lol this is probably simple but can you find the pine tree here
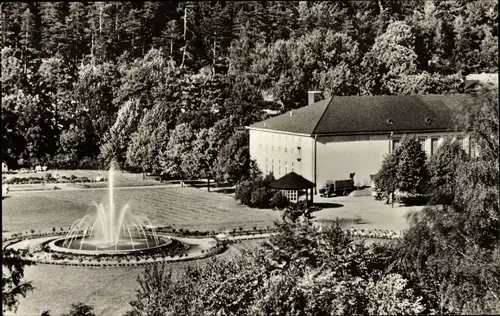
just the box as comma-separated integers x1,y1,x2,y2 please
40,2,68,58
66,2,89,65
19,3,41,72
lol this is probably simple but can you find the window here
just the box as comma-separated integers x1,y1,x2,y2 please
431,138,439,155
291,148,294,154
271,160,274,174
278,160,281,176
291,162,294,172
457,136,464,150
419,138,426,151
278,146,281,152
259,144,262,149
271,146,274,152
392,139,400,151
284,161,288,174
265,158,268,174
284,147,287,153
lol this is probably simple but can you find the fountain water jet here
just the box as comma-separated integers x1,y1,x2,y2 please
59,166,169,252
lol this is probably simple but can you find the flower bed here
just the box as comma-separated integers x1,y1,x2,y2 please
3,174,105,185
347,228,402,240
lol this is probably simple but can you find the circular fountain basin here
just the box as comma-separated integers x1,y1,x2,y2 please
49,235,173,255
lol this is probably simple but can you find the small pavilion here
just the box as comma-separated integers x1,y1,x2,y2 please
270,172,316,205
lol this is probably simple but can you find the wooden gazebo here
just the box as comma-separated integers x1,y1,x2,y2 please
270,172,316,205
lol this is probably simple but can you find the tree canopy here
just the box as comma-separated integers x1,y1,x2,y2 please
1,1,497,170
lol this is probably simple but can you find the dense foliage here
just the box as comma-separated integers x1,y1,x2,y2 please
235,172,275,208
125,86,499,315
2,248,34,314
426,137,469,206
375,135,429,205
391,86,500,314
2,1,497,176
127,221,425,316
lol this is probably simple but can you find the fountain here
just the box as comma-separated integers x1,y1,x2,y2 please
51,166,171,254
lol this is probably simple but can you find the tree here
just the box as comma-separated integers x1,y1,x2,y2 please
159,123,196,187
127,221,424,315
161,20,181,60
427,137,469,207
180,128,211,184
72,62,119,162
126,120,169,177
66,2,89,64
252,29,362,110
214,131,252,185
456,85,499,162
99,98,143,169
61,303,97,316
2,248,34,314
221,76,266,127
19,3,42,73
40,3,68,58
396,135,429,195
393,72,463,95
361,21,419,95
128,264,173,316
393,86,500,314
375,149,401,206
114,47,171,108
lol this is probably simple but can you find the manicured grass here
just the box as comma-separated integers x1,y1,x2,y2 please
2,186,281,233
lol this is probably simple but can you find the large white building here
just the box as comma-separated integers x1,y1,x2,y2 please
246,93,475,192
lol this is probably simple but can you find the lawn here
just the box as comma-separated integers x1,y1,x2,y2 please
2,186,281,233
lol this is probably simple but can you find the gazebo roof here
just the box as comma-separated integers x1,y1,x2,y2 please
270,172,316,190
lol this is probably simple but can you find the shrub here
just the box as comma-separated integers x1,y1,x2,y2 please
395,193,428,206
250,187,271,208
270,191,289,209
235,179,254,205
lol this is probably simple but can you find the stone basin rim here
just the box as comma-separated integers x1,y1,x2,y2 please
47,235,174,256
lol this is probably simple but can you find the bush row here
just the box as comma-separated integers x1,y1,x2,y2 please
235,173,289,209
3,174,104,185
156,225,278,237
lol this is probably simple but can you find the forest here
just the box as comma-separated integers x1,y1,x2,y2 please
1,1,498,181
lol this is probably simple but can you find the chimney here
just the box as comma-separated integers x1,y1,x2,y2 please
308,91,323,105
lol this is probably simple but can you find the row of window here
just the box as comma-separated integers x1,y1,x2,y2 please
257,133,302,143
265,158,295,177
259,144,297,154
392,136,468,156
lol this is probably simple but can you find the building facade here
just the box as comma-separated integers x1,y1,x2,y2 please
247,94,475,192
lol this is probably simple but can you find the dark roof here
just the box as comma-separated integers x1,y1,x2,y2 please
249,98,331,134
247,94,473,135
270,172,316,189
